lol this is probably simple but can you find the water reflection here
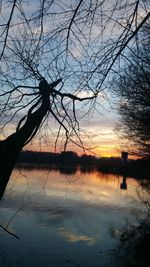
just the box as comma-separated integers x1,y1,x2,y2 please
120,175,127,190
0,168,149,267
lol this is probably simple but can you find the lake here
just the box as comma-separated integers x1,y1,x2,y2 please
0,167,149,267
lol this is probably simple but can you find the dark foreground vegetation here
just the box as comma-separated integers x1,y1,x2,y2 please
17,150,150,178
113,218,150,267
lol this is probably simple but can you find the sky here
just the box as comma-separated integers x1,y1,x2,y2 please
0,0,148,158
25,96,121,158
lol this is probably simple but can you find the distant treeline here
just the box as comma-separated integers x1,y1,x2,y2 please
17,150,150,178
18,150,99,165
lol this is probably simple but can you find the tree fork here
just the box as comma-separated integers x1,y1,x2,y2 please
0,79,61,201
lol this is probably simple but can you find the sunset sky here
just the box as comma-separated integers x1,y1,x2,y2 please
0,0,147,158
25,96,121,158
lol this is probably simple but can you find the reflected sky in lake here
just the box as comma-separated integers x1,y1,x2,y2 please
0,168,149,267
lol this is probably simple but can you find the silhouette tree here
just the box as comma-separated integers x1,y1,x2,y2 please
0,1,149,199
115,22,150,158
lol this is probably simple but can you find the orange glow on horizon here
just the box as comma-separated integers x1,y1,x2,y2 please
25,141,139,160
26,141,120,158
94,145,120,158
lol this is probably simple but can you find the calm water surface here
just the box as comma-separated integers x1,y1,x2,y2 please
0,167,149,267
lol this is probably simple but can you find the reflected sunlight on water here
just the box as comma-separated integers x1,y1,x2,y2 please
0,168,149,267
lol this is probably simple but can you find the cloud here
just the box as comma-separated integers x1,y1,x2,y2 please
59,228,96,245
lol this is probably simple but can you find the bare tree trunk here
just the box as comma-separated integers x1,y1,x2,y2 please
0,79,55,201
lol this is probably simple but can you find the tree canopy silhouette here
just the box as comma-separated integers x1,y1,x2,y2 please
114,22,150,158
0,0,150,199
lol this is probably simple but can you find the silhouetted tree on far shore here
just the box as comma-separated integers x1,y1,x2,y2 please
115,22,150,158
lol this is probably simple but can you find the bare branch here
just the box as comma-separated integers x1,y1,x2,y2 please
0,0,17,60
